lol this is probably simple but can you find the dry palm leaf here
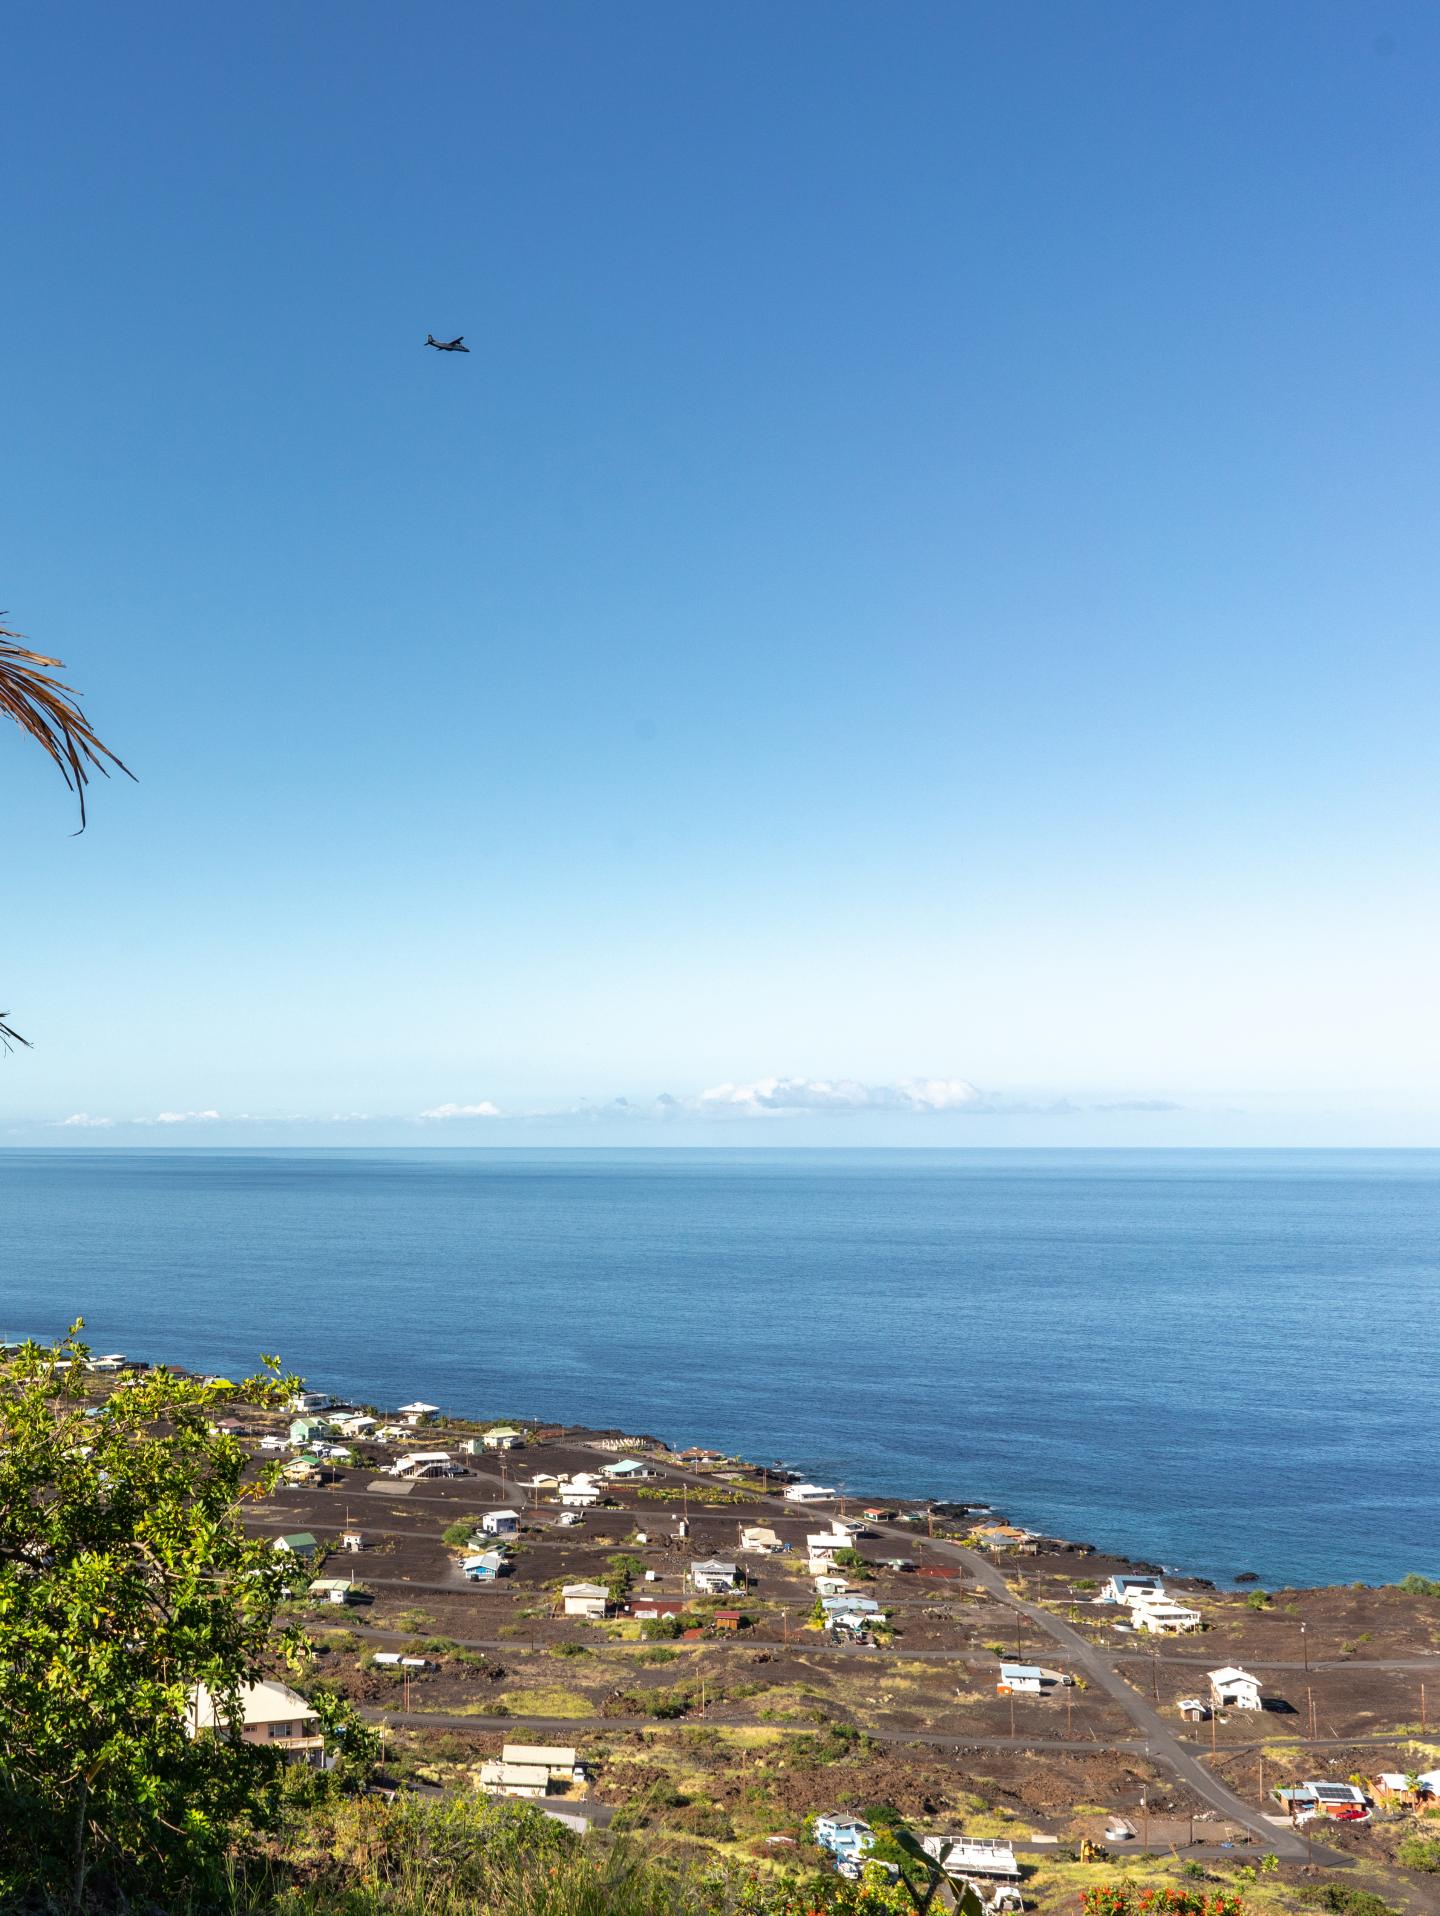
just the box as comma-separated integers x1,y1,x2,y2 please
0,622,133,830
2,619,133,1050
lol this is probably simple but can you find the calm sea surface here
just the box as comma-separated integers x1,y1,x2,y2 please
1,1147,1434,1589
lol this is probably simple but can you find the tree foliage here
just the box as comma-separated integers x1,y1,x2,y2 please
0,1325,358,1906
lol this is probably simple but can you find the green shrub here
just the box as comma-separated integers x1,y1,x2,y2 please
1298,1884,1401,1916
1397,1835,1440,1871
1399,1573,1440,1599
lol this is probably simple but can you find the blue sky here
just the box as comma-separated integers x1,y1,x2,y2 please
3,2,1438,1145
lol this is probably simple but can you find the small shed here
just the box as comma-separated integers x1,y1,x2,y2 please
273,1532,319,1562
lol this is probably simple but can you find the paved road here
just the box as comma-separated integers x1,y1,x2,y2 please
609,1448,1319,1863
1111,1649,1440,1673
359,1703,1142,1755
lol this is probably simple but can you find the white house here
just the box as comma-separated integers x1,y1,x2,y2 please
997,1663,1046,1694
1132,1598,1202,1634
1100,1575,1165,1605
482,1508,520,1536
690,1558,739,1593
397,1400,440,1426
603,1457,653,1480
272,1531,319,1562
562,1581,609,1619
187,1679,326,1765
814,1814,874,1859
740,1525,783,1554
309,1577,358,1606
558,1478,601,1508
1208,1665,1263,1710
483,1426,525,1449
784,1483,836,1503
814,1574,852,1597
807,1532,846,1562
388,1450,458,1479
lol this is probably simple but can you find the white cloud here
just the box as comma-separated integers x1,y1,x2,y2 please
153,1109,222,1125
59,1112,115,1128
419,1101,503,1120
696,1076,983,1116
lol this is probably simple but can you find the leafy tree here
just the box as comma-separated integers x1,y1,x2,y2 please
442,1516,484,1548
0,1326,353,1907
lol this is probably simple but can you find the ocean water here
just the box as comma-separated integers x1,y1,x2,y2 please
0,1147,1435,1589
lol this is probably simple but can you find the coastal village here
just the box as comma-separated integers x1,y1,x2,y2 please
49,1351,1440,1912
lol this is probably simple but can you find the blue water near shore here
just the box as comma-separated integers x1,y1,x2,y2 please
1,1147,1435,1589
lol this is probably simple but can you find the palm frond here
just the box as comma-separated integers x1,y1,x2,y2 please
0,1015,32,1053
0,622,134,830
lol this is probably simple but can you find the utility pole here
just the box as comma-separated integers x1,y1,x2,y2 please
1141,1793,1149,1852
1307,1686,1316,1740
1300,1621,1308,1671
1210,1699,1217,1755
1008,1690,1016,1739
1422,1683,1428,1732
1066,1691,1074,1740
1151,1647,1159,1700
